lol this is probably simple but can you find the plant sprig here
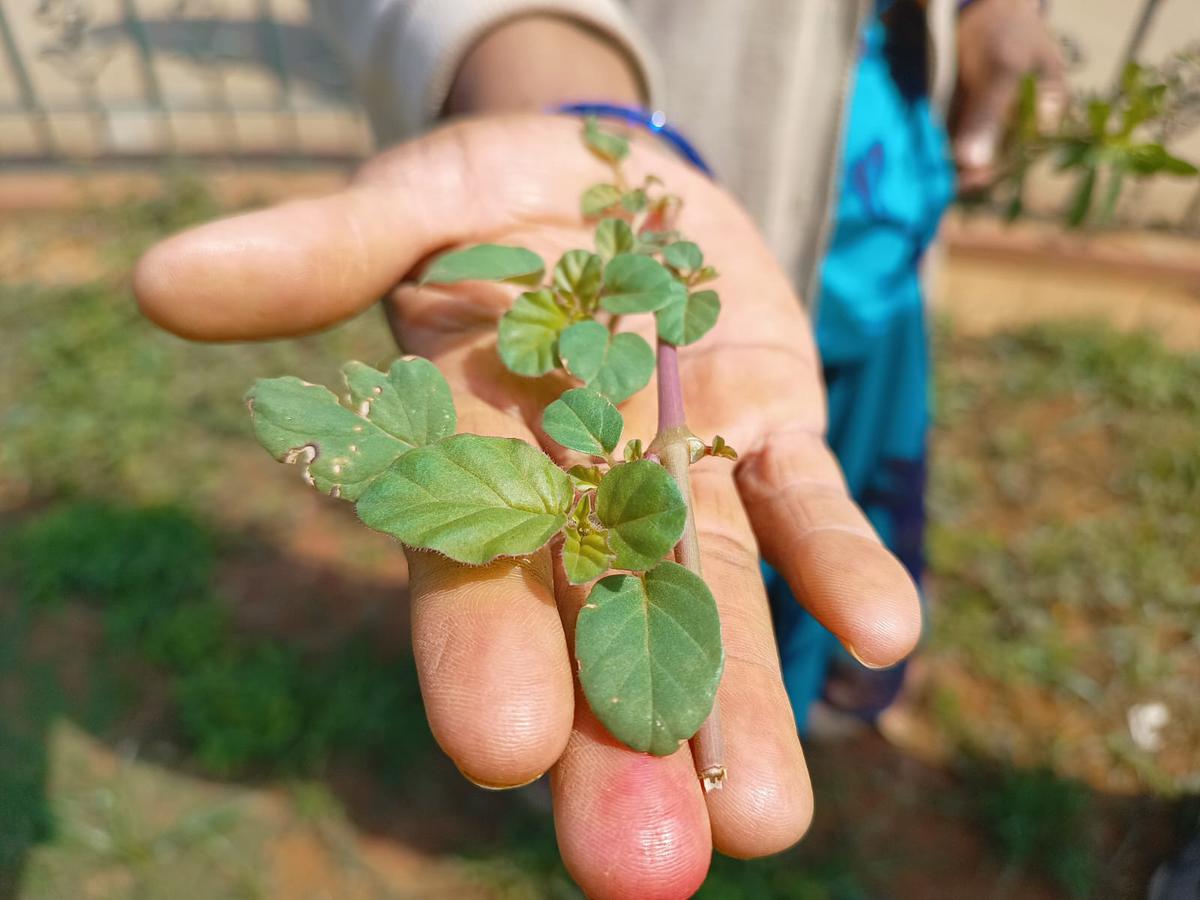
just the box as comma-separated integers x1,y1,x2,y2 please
245,119,733,785
997,61,1199,227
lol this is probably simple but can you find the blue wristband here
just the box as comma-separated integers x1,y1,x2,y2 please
553,102,714,177
960,0,1047,11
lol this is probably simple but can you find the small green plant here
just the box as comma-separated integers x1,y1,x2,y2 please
1001,61,1199,226
245,119,732,784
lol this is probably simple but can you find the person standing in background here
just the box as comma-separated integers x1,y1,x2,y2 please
768,0,1064,731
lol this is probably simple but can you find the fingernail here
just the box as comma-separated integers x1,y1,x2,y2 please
848,644,889,671
1037,91,1065,130
458,767,546,791
957,133,995,170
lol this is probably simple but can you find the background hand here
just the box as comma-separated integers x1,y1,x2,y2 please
135,114,921,899
953,0,1067,191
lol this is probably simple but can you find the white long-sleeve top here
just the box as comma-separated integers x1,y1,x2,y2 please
307,0,955,301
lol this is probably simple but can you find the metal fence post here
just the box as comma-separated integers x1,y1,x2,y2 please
1113,0,1166,90
255,0,300,155
0,4,57,157
121,0,175,154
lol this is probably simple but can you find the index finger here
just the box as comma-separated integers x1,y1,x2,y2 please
131,116,682,342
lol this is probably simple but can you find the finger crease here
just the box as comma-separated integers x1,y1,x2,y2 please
695,528,758,568
789,522,877,544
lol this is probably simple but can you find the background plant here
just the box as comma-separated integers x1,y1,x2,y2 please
996,60,1199,226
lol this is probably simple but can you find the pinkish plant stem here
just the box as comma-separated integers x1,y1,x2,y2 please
653,340,727,792
655,343,686,431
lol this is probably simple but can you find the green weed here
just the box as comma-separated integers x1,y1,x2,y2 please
966,763,1094,898
699,852,871,900
3,500,431,779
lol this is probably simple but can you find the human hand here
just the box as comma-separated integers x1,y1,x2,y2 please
134,114,921,899
953,0,1067,191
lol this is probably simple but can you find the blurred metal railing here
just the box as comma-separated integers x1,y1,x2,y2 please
1,0,1197,231
0,0,369,165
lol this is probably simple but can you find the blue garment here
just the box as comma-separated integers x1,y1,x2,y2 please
767,15,954,732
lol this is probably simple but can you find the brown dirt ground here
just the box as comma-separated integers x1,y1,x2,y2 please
936,212,1200,351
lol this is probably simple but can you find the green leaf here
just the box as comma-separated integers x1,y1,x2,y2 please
1005,190,1025,223
582,183,622,218
557,323,655,405
1086,99,1111,140
596,461,686,570
563,524,614,584
542,388,624,456
636,230,679,253
568,464,604,490
709,435,738,461
246,377,406,501
1015,74,1038,140
341,357,456,448
1125,143,1199,176
1055,138,1093,172
663,241,702,275
1158,153,1199,177
583,116,629,164
655,289,720,346
356,434,572,565
1099,167,1125,224
1119,61,1143,99
571,491,595,527
1067,165,1097,228
601,254,681,314
575,561,724,755
554,250,603,305
557,323,654,406
1124,143,1166,175
591,333,656,404
497,289,570,377
621,189,648,213
595,218,635,260
557,320,610,384
421,244,544,287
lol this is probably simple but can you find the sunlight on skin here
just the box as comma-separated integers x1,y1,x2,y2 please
134,114,921,900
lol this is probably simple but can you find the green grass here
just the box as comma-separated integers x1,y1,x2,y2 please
2,499,433,778
926,318,1200,885
699,852,870,900
0,175,393,508
929,321,1200,699
0,497,442,896
966,762,1095,897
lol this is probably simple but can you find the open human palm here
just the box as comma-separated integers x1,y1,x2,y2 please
135,114,920,899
